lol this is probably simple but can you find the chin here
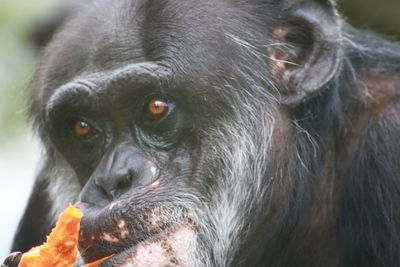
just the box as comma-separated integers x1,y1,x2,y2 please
76,200,198,266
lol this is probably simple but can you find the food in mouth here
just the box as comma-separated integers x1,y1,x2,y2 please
17,205,110,267
10,199,198,267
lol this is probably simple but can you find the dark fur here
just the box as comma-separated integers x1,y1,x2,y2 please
10,0,400,266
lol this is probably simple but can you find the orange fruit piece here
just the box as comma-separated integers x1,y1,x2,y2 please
82,255,114,267
18,205,111,267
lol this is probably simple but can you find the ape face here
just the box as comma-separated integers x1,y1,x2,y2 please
48,64,201,265
34,1,302,264
36,1,292,265
13,0,400,266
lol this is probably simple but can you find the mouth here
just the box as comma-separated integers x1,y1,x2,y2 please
75,199,197,266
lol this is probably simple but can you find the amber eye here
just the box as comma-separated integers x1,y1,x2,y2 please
73,120,92,137
148,98,168,119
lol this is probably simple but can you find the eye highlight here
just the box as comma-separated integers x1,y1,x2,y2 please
73,120,92,138
140,96,179,136
147,98,169,119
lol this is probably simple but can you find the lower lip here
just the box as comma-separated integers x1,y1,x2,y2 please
81,225,198,267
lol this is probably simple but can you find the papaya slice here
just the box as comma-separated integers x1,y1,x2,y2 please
18,205,111,267
82,255,114,267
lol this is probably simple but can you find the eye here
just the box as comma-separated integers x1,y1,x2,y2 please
140,97,180,136
146,98,170,120
73,120,96,139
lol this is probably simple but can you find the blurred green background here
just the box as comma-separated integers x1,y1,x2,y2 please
0,0,60,141
0,0,400,259
0,0,59,259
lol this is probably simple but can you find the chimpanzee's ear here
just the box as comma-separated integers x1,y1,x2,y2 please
269,0,342,106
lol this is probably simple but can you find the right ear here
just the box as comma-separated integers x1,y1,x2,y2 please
268,0,343,106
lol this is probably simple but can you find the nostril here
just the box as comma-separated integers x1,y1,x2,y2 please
116,175,133,191
94,181,113,200
93,172,135,200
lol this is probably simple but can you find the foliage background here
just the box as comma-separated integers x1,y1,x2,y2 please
0,0,399,259
0,0,59,258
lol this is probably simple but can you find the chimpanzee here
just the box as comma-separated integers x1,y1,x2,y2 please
5,0,400,266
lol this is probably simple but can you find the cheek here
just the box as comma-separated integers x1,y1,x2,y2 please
112,226,197,267
269,107,292,155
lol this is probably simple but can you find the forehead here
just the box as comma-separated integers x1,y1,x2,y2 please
43,0,231,77
76,0,228,66
36,0,277,103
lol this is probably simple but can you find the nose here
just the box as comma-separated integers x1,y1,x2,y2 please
80,144,159,203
